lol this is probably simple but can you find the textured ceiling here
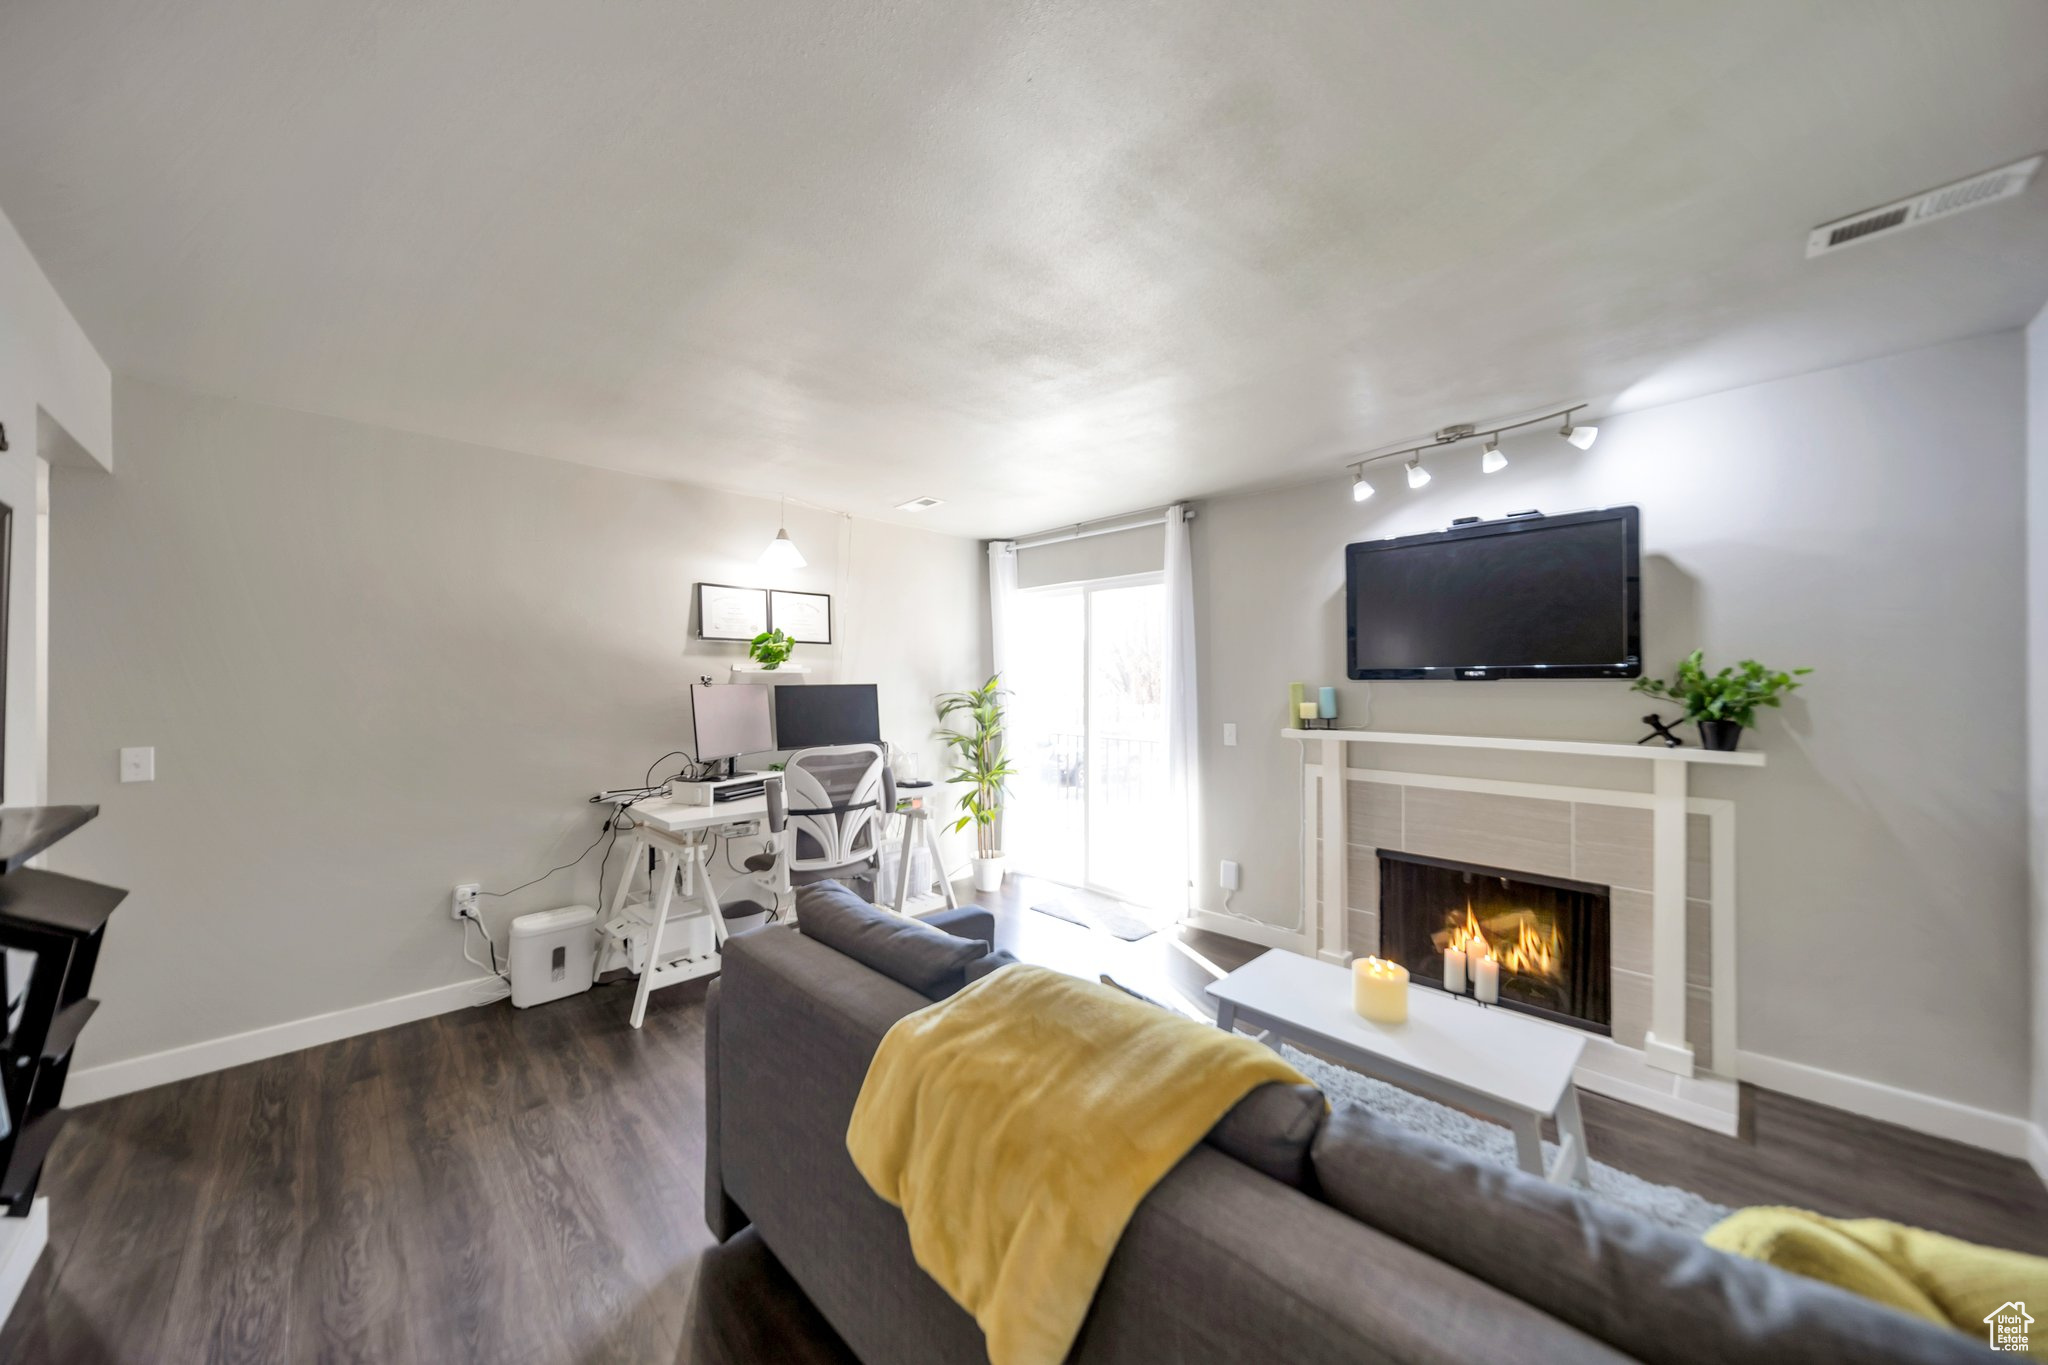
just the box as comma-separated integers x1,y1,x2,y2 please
1,0,2044,536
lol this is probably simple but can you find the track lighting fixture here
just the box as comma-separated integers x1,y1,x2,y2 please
1335,402,1595,500
760,494,807,570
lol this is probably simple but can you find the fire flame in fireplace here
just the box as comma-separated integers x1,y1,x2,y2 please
1442,905,1563,981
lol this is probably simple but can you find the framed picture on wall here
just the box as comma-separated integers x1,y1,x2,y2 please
697,582,768,641
770,589,832,644
0,499,10,801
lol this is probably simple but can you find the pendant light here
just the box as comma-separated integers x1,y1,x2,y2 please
760,494,806,570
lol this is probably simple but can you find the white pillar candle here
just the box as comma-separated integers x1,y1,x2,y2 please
1443,944,1466,994
1472,948,1499,1004
1352,956,1410,1024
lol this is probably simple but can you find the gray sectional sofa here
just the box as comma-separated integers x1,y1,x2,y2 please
685,883,1991,1363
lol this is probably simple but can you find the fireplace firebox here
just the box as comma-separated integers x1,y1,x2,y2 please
1378,850,1611,1033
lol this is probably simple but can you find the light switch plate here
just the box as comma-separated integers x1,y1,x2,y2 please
119,747,155,783
1222,723,1237,746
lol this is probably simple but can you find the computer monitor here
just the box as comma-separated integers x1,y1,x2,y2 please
689,684,774,762
773,683,882,749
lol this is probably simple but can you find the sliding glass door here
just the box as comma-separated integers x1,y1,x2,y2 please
1006,576,1168,904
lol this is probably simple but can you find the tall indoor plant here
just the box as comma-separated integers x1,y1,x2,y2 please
1632,650,1811,751
937,674,1014,892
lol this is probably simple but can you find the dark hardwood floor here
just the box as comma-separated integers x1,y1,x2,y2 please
4,873,2043,1362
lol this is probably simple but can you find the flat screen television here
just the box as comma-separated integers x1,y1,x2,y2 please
1346,507,1641,681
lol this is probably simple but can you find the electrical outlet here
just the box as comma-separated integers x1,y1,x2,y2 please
452,883,481,920
119,747,155,783
1222,723,1237,747
1219,859,1241,891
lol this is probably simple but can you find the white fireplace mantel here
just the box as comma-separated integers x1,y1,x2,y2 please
1285,727,1765,1090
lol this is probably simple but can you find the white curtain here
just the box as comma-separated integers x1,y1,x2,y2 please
1162,505,1198,916
987,539,1018,684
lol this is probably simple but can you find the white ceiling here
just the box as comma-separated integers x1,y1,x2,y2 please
2,1,2045,537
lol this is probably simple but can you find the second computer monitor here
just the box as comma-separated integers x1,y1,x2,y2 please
774,683,881,749
690,683,775,761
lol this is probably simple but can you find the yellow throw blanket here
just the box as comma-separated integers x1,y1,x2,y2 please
1707,1206,2048,1359
846,963,1312,1365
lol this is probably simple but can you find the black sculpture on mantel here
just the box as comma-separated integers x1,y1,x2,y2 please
0,804,124,1220
1635,713,1685,749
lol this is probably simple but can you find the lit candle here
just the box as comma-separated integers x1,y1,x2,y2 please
1472,946,1500,1004
1298,701,1319,722
1352,956,1410,1024
1443,943,1466,994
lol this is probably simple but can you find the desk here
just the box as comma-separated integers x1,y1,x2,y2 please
604,792,773,1028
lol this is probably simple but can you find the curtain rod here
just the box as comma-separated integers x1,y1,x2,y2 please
1008,504,1194,551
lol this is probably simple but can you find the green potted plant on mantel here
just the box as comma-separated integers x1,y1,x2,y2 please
746,628,796,670
937,674,1015,893
1632,650,1812,751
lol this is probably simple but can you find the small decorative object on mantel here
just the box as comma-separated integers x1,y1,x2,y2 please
1635,714,1685,748
1632,649,1812,752
1351,956,1409,1024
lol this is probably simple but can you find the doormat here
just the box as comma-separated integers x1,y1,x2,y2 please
1031,899,1156,942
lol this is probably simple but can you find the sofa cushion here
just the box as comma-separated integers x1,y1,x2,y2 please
1205,1081,1325,1191
794,880,989,999
1311,1107,1990,1365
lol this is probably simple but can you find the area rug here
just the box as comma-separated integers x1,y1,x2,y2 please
1031,899,1156,942
1281,1044,1731,1236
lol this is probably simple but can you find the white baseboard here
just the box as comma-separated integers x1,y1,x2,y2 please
1735,1048,2034,1159
65,975,510,1108
1180,910,1313,955
0,1197,48,1328
2028,1122,2048,1190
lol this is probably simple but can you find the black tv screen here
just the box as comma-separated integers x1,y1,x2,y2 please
773,683,882,748
1346,507,1641,680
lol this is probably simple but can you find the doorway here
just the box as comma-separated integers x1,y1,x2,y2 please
1005,575,1169,906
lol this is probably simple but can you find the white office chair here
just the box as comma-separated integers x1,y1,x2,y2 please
780,744,895,899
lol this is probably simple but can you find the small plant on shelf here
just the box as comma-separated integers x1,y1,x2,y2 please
936,674,1015,892
747,628,796,670
1632,650,1811,751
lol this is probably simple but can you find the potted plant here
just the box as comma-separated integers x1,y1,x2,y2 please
1632,650,1812,751
747,628,795,670
937,675,1014,892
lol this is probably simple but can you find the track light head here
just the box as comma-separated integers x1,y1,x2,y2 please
1481,437,1506,474
1406,457,1430,490
1560,417,1599,450
1351,469,1375,502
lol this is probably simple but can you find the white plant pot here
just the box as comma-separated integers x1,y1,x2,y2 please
970,855,1006,894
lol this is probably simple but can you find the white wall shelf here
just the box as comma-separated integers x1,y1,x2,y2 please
1280,728,1766,767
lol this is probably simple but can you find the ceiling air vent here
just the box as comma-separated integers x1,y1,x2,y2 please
1807,155,2041,258
895,495,944,512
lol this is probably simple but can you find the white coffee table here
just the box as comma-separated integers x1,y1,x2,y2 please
1208,951,1592,1187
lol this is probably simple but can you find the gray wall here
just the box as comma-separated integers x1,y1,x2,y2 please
1194,332,2030,1112
51,379,986,1069
2030,303,2048,1141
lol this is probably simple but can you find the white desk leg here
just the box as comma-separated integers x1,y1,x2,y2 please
607,830,646,920
695,838,729,948
922,813,957,909
892,813,916,915
630,843,680,1029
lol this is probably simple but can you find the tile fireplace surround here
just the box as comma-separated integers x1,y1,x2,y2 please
1282,730,1761,1134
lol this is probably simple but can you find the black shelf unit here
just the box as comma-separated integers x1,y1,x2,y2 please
0,806,121,1215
